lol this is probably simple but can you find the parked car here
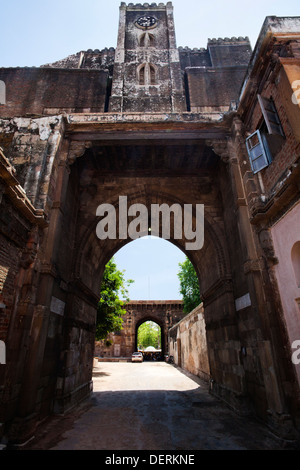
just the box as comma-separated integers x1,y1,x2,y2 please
132,352,143,363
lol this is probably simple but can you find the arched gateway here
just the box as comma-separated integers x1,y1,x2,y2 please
95,301,186,359
1,3,300,445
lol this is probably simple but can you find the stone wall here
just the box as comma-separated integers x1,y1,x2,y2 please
0,147,48,441
179,38,251,114
185,66,247,114
168,304,210,382
0,68,109,117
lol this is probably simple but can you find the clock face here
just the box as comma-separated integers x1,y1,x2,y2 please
135,16,158,29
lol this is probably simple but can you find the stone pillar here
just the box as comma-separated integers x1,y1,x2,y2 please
6,138,71,443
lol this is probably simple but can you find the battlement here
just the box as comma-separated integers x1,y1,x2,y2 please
121,2,172,9
178,47,207,53
179,37,252,70
179,37,250,53
85,47,115,55
41,48,115,71
208,36,250,45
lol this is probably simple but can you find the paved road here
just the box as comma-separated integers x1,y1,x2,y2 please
26,361,293,450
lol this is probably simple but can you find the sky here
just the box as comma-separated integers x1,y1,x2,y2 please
114,237,186,301
1,0,299,67
1,0,299,300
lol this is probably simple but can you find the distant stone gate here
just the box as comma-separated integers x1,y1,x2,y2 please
95,300,185,358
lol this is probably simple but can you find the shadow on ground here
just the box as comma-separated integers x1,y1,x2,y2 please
21,385,299,450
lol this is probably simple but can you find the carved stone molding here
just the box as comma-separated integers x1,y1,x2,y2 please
258,229,278,264
67,141,92,165
206,139,229,163
202,276,233,307
243,257,265,274
231,115,245,139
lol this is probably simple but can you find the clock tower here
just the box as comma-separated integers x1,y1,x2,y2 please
109,2,186,113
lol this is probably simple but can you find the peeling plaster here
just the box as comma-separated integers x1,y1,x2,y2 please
13,116,62,140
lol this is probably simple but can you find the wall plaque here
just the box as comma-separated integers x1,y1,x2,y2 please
50,296,65,316
235,293,251,311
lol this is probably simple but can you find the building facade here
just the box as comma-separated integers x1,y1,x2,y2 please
0,3,300,444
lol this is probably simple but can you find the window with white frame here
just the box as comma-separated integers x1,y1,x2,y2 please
246,95,285,174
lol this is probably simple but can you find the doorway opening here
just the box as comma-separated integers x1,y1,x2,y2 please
137,320,162,361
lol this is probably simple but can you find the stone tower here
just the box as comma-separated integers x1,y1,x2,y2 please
109,2,186,113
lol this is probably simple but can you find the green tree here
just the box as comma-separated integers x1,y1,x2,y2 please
95,258,134,341
178,257,201,313
137,321,161,349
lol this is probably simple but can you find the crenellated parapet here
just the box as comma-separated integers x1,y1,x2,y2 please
121,2,173,9
42,47,115,72
178,47,207,53
179,36,252,70
207,36,250,44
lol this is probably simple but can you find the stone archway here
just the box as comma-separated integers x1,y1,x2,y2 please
47,137,238,416
2,128,246,444
136,317,164,357
94,301,186,359
132,302,185,356
3,115,297,444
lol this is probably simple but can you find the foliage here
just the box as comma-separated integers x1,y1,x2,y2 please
137,321,161,349
178,257,201,313
95,258,134,341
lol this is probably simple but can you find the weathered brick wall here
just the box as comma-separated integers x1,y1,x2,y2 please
179,47,212,69
247,65,300,196
0,196,31,342
207,39,252,67
41,47,115,72
180,39,251,113
0,68,109,118
0,116,64,210
0,235,20,341
186,66,247,111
